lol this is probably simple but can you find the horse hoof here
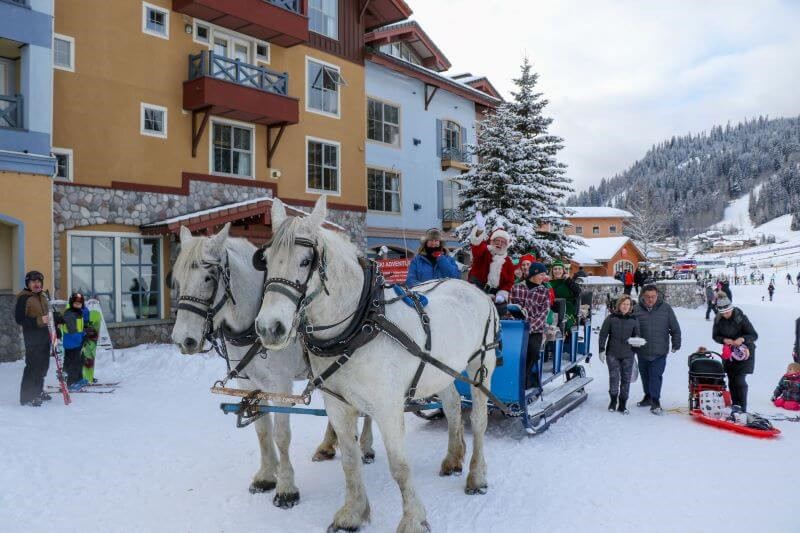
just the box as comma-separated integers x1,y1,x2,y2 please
464,485,488,495
273,491,300,509
327,524,360,533
361,452,375,464
439,465,462,477
312,449,336,462
249,480,276,494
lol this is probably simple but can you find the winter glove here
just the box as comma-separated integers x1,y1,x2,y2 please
598,350,606,364
494,293,507,304
475,211,486,232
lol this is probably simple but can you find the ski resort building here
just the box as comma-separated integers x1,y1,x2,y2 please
568,236,646,276
563,207,633,238
363,22,501,256
47,0,411,347
0,0,57,361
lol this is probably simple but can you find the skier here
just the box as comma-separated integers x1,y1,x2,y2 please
633,285,682,415
510,262,550,389
14,271,53,406
771,362,800,411
712,296,757,412
787,273,793,285
405,228,460,288
598,294,640,414
796,272,800,293
767,282,775,302
467,211,515,312
57,292,90,390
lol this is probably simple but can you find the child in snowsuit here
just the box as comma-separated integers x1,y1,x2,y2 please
772,362,800,411
82,306,102,383
598,295,640,414
58,292,89,388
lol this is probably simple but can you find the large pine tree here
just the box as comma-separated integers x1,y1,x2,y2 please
456,58,574,259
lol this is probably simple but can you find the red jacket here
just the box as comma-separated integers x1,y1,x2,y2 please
624,272,634,286
468,230,515,297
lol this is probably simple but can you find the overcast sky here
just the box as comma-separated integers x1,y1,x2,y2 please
407,0,800,193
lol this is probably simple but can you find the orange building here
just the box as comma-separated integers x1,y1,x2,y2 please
569,236,646,277
51,0,410,343
563,207,632,238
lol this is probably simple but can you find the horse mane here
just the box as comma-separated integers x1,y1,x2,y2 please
173,233,256,285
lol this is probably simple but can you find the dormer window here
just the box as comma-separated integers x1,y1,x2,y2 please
379,42,422,66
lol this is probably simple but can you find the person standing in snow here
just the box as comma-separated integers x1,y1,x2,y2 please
633,285,682,415
720,278,732,301
796,272,800,292
467,212,516,311
511,262,551,389
57,292,90,390
633,267,646,295
712,297,757,411
786,273,793,285
14,271,53,407
704,284,717,321
623,270,634,295
405,228,460,288
598,295,640,414
793,316,799,364
767,282,775,302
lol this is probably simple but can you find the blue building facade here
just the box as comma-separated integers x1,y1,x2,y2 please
363,23,500,256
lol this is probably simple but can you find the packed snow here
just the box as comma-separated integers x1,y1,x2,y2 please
2,282,798,532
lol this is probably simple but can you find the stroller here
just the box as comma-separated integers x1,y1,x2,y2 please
687,349,780,438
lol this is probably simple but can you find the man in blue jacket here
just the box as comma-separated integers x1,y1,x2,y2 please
405,228,460,287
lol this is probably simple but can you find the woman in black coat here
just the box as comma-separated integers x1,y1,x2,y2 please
598,295,640,414
712,297,758,411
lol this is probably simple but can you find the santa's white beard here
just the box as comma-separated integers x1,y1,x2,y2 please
487,252,506,288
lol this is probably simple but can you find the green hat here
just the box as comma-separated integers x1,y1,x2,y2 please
551,259,565,269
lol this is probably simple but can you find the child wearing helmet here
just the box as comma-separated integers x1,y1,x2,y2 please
58,292,90,389
772,362,800,411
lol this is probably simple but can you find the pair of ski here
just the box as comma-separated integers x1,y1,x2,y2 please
46,382,120,394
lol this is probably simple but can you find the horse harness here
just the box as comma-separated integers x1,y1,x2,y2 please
261,238,510,414
176,254,267,385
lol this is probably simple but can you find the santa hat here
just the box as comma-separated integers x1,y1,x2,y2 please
490,228,511,243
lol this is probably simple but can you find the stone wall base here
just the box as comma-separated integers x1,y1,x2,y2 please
1,293,23,362
107,320,175,348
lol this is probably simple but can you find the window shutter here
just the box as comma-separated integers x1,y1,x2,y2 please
461,126,469,161
435,119,442,157
437,180,444,219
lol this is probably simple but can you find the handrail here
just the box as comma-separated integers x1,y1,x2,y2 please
0,94,23,129
188,50,289,96
440,146,467,163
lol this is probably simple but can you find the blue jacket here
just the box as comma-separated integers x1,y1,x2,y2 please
406,253,460,287
59,307,89,350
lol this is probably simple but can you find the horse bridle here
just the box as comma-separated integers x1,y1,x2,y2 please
177,254,237,343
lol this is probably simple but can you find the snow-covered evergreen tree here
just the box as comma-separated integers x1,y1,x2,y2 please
456,58,574,259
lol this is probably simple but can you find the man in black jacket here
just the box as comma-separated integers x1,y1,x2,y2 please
14,271,53,406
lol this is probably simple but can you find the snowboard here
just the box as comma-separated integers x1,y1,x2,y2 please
83,299,114,382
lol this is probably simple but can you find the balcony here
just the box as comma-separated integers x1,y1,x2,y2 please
183,50,299,126
0,94,23,130
440,146,469,172
172,0,309,47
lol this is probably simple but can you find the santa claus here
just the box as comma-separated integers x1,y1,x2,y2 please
467,212,516,303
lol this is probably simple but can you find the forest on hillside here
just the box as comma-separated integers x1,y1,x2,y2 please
568,116,800,236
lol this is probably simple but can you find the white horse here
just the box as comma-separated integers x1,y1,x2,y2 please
170,223,374,509
254,197,498,533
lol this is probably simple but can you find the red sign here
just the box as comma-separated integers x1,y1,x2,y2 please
377,258,412,284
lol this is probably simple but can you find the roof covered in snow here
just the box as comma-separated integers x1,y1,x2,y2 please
569,236,641,266
564,207,633,219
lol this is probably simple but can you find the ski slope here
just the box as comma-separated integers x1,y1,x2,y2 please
2,283,799,533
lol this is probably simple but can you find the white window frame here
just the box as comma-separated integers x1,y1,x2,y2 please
52,147,73,182
367,167,401,215
142,2,170,40
209,118,255,179
575,226,583,235
192,20,269,65
305,56,343,119
366,96,401,148
305,135,341,196
609,225,617,234
193,20,211,45
255,40,270,64
140,103,168,139
66,230,165,324
53,33,75,72
309,0,338,40
592,226,600,235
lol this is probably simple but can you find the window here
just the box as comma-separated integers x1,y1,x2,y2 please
142,2,169,39
52,148,73,181
212,122,253,178
53,34,74,72
256,41,270,63
140,103,167,138
592,226,600,235
609,225,617,234
439,178,466,221
307,58,345,117
309,0,338,39
575,226,583,235
194,22,210,44
307,138,339,193
367,99,400,146
441,120,463,159
379,42,422,65
70,234,162,323
614,260,634,275
367,168,400,213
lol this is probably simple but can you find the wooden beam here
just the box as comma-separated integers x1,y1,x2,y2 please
424,83,438,111
360,0,372,21
191,107,211,157
267,123,287,168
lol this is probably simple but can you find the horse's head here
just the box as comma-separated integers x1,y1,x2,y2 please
255,196,328,350
171,222,232,354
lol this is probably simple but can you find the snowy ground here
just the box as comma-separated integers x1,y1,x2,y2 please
2,283,799,533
